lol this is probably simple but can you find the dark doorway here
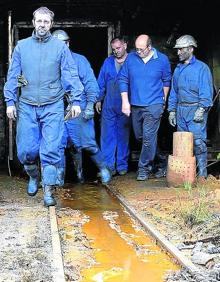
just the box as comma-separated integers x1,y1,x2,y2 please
59,27,108,77
17,26,108,78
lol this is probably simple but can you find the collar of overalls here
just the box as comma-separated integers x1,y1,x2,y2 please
32,31,52,43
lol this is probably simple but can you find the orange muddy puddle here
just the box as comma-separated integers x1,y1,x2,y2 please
58,183,179,282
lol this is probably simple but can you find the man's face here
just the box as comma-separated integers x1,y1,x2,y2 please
111,40,127,59
33,12,52,38
135,41,151,58
177,47,193,62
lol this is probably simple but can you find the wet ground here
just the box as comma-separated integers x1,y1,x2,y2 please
56,183,179,281
1,168,220,281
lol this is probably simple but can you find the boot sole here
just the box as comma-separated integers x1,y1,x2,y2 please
44,200,57,207
27,189,38,197
136,177,148,181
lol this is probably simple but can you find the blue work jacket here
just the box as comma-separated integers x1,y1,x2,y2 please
4,32,83,107
71,52,99,110
97,55,124,111
168,56,213,111
118,48,171,106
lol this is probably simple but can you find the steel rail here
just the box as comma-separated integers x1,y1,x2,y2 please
104,184,199,274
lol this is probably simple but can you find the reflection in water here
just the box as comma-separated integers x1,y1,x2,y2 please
58,183,179,282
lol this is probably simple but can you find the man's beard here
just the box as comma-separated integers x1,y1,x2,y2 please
36,28,48,38
179,51,191,62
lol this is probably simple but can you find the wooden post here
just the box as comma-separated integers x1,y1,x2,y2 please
167,132,196,187
173,131,193,157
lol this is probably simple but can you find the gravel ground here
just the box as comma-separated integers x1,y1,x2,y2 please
0,174,53,282
1,170,220,282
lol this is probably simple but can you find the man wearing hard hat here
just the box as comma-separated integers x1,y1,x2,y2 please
168,35,213,178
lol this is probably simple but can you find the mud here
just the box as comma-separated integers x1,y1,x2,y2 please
0,170,220,281
0,175,53,282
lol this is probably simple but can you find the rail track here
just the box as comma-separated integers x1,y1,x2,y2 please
48,182,199,281
0,172,203,282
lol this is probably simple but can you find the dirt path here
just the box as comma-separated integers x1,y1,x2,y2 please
0,175,54,281
1,172,220,281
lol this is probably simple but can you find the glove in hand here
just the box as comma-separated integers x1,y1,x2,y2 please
82,102,94,120
193,107,205,123
168,111,176,127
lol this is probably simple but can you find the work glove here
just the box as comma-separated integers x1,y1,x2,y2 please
82,102,94,120
17,75,28,87
6,105,17,120
193,107,205,123
64,104,81,120
168,111,176,127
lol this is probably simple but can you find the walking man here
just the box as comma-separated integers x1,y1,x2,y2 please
118,34,171,181
4,7,83,206
96,36,130,176
52,29,111,184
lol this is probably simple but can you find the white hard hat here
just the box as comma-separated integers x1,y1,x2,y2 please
52,29,69,41
174,35,197,48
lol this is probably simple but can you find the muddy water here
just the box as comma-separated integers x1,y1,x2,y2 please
58,183,179,282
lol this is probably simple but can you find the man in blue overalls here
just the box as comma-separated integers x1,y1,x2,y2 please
168,35,213,178
4,7,83,206
96,36,130,176
52,30,111,185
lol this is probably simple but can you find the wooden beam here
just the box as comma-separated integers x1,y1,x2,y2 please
49,206,65,282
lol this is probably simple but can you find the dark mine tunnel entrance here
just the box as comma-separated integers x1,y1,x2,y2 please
16,23,110,77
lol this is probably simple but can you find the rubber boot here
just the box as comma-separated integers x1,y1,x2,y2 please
90,149,111,184
155,167,167,178
196,154,207,178
70,148,85,183
43,185,57,207
56,167,65,187
136,164,152,181
42,165,58,206
24,164,39,196
137,168,149,181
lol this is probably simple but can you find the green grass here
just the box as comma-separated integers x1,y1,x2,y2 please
175,182,212,227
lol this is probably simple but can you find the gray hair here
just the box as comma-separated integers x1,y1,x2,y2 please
33,7,55,21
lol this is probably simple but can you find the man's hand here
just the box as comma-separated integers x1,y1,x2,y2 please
95,102,102,114
82,102,94,120
6,105,17,120
193,107,205,123
71,105,81,118
168,111,176,127
122,101,131,117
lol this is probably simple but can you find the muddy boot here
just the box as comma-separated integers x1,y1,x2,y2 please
136,168,150,181
70,148,85,183
43,185,57,207
155,167,166,178
90,148,111,184
24,164,39,196
99,168,111,184
56,167,65,187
